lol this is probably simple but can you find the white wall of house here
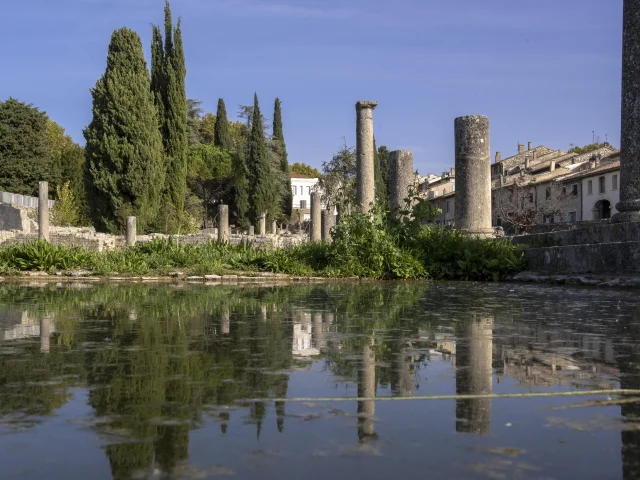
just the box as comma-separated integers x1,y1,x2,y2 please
581,170,620,221
291,177,318,220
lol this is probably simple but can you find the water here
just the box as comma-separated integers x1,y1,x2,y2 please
0,281,639,479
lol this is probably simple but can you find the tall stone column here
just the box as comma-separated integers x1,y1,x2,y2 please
454,115,494,237
455,314,493,434
38,181,49,241
271,220,277,235
249,225,255,236
310,191,322,241
356,101,378,213
217,204,229,242
614,0,640,223
321,210,335,243
258,213,266,236
389,150,414,214
126,216,137,246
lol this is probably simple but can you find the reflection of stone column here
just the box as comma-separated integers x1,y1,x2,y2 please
312,312,324,350
220,309,230,335
356,101,378,213
456,314,493,434
614,0,640,223
40,316,51,353
358,337,377,440
391,341,414,396
260,304,267,322
454,116,493,237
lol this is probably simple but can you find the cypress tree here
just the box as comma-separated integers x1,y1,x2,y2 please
272,98,292,218
213,98,232,151
247,93,278,221
150,25,165,127
163,11,188,214
84,27,165,233
163,0,173,60
373,137,387,209
229,140,250,226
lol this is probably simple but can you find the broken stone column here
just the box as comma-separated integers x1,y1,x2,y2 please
389,150,414,214
258,213,266,236
38,181,49,241
356,101,378,213
310,191,322,241
271,220,277,235
249,225,255,236
614,0,640,222
454,115,494,237
321,210,335,243
126,216,136,247
217,204,229,242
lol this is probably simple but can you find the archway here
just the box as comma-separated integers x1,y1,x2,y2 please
593,199,612,220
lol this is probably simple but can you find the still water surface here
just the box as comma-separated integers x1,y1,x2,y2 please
0,281,639,479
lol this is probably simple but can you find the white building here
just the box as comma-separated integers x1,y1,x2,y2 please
560,154,620,221
291,172,319,220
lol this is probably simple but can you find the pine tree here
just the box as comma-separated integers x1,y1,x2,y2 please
150,25,165,127
373,137,387,209
84,27,165,233
162,8,188,215
229,141,250,226
273,98,292,218
247,93,278,221
213,98,232,151
377,145,391,209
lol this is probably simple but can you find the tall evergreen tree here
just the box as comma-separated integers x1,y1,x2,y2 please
163,0,174,61
150,25,165,127
247,93,278,221
229,141,250,226
84,27,166,233
373,137,387,209
162,11,188,215
377,145,391,208
273,98,292,218
213,98,232,151
0,98,54,196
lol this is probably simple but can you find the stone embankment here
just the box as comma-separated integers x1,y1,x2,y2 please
507,271,640,288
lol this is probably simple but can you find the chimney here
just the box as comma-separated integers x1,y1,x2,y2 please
528,142,532,151
450,167,455,176
590,159,596,169
532,150,537,161
550,160,556,172
518,144,525,154
495,152,501,163
524,158,530,170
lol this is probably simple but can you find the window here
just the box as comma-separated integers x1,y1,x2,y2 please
292,186,297,195
545,187,551,200
571,184,578,196
446,200,450,213
544,215,554,224
299,200,307,209
562,187,567,197
612,174,618,190
528,191,534,203
599,176,606,194
568,211,577,222
587,180,593,195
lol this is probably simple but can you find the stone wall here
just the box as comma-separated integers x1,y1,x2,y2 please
0,204,37,233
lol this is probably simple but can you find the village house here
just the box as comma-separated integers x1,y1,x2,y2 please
290,172,319,222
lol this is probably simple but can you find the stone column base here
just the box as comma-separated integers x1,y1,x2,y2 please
459,227,497,239
612,211,640,223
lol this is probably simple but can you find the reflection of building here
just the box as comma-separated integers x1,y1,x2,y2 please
292,311,319,356
456,315,493,434
0,311,54,353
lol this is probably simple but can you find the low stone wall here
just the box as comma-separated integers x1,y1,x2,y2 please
0,226,309,251
511,221,640,248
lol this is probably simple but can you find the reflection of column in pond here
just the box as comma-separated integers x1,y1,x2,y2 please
358,337,378,441
312,312,324,350
40,316,51,353
391,340,414,396
220,309,230,335
617,325,640,480
260,304,267,322
456,314,493,434
292,311,313,354
323,312,335,349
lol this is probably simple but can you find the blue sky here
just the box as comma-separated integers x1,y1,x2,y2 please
1,0,622,175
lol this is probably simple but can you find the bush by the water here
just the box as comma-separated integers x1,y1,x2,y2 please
0,207,526,280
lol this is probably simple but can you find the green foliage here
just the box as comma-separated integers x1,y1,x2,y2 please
52,182,81,227
319,143,357,217
84,27,166,233
568,142,611,154
290,162,322,178
273,98,292,219
213,98,232,151
373,138,387,209
247,94,279,222
377,145,391,208
150,25,165,128
228,143,250,226
0,98,54,196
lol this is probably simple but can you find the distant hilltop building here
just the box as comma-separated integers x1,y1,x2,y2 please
419,142,620,233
